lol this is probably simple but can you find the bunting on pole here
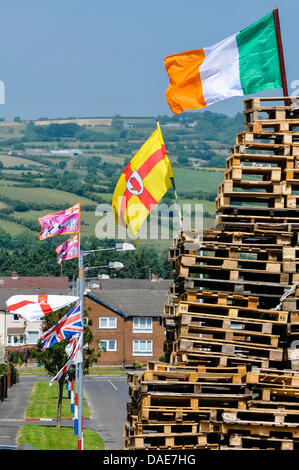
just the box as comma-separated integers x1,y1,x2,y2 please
6,295,79,322
55,235,79,264
49,333,83,386
41,301,83,350
112,125,174,237
39,203,81,241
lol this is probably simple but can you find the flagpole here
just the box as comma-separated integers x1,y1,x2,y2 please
77,232,84,450
156,119,184,232
273,7,289,106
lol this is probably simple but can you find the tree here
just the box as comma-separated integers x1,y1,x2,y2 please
35,304,97,428
111,115,124,130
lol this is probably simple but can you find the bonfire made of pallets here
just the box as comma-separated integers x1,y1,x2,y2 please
123,96,299,451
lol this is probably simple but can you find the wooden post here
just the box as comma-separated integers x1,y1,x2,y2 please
273,8,290,106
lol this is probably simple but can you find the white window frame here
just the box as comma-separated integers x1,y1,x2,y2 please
99,317,117,329
133,317,152,333
133,339,153,356
99,339,117,352
6,335,25,346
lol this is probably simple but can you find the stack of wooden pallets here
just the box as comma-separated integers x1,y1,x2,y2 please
124,96,299,450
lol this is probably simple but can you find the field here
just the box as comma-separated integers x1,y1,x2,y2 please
173,167,224,193
0,114,234,254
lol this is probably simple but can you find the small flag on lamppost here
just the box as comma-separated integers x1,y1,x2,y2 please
55,234,79,264
39,203,81,241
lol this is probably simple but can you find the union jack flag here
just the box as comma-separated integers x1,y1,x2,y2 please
41,301,83,350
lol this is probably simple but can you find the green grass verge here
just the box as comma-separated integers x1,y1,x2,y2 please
26,381,90,419
17,424,105,450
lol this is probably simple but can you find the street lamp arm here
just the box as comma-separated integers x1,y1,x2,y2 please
82,243,135,256
82,248,116,256
84,265,109,271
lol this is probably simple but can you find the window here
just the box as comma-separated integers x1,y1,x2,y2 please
133,340,153,356
133,317,152,333
7,335,25,346
99,317,117,329
27,332,39,344
99,339,117,352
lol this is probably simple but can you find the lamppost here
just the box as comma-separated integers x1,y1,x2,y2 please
77,242,135,449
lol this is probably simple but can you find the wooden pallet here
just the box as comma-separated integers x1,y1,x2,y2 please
146,361,249,374
215,193,299,212
174,264,294,285
174,301,288,323
124,420,199,436
259,387,299,402
178,290,259,307
172,253,285,271
219,180,299,196
227,434,296,450
124,431,209,449
133,393,251,419
236,129,299,145
175,317,283,346
169,277,291,303
129,381,250,402
173,338,283,362
248,400,299,412
172,253,299,277
215,215,299,231
131,367,247,385
167,352,271,372
134,405,215,423
245,369,299,387
199,419,299,438
226,153,294,170
220,408,299,426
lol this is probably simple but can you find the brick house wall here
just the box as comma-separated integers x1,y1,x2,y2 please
85,295,166,366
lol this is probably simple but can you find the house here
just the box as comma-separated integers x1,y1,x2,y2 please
84,278,170,366
0,274,71,354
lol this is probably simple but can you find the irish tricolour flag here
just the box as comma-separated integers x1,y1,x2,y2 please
164,11,283,114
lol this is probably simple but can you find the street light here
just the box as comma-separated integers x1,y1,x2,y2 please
83,262,124,272
77,242,134,449
82,242,135,257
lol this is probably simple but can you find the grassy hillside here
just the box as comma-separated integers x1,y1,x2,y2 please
0,112,241,254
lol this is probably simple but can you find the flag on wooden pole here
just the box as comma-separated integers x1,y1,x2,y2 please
112,124,174,237
164,11,283,114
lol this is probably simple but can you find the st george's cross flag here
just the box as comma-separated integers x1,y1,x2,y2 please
39,203,81,241
164,11,282,114
112,124,174,237
6,295,79,322
55,234,79,264
49,333,83,386
41,301,83,350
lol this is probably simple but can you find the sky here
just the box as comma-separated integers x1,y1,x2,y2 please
0,0,298,120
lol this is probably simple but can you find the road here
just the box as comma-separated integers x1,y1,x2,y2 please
84,375,129,450
0,374,129,450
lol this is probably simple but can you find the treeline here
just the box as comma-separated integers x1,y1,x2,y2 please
0,231,172,280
